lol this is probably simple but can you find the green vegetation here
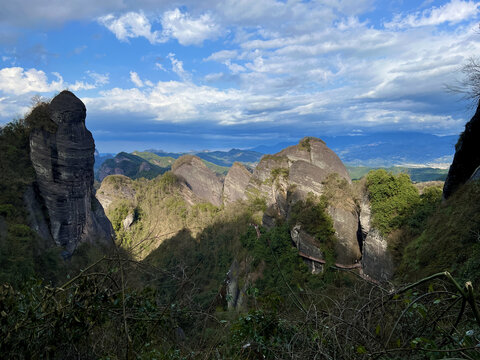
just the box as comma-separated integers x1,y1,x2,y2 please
170,154,230,176
133,151,176,168
261,154,288,163
25,102,58,133
288,195,337,263
102,171,227,259
0,111,62,285
366,169,421,236
270,167,289,182
399,181,480,284
202,159,229,176
298,137,312,152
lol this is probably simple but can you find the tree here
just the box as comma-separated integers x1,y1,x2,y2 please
447,57,480,104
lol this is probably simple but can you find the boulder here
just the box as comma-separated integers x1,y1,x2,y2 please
122,213,135,231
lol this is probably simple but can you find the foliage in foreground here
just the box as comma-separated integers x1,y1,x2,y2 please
2,252,480,359
399,181,480,285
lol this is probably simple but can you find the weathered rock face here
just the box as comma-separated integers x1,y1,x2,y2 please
357,192,393,281
96,175,136,212
362,228,394,281
327,205,362,263
443,101,480,199
247,154,290,214
247,137,361,264
223,162,252,204
278,137,350,183
29,91,113,255
23,185,53,243
172,155,224,207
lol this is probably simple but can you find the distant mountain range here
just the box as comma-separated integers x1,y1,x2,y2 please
145,148,261,167
94,132,458,181
251,132,457,168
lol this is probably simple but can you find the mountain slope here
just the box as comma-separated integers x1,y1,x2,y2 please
97,152,168,181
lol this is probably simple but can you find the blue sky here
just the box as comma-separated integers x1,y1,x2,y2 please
0,0,479,153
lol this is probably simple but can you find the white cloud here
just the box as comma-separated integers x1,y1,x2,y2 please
225,60,246,74
67,71,110,91
385,0,480,29
98,12,164,44
98,8,220,46
155,63,167,71
204,50,238,62
0,67,109,120
87,71,109,86
161,8,220,46
2,1,479,137
167,53,191,82
0,67,63,95
130,71,144,87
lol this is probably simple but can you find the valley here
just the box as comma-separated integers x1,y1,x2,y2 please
0,91,479,359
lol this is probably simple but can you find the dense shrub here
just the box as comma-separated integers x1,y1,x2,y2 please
366,169,420,235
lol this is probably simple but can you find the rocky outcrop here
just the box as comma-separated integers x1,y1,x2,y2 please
357,188,393,281
29,91,113,256
443,101,480,199
172,155,223,207
327,205,361,264
226,257,263,311
96,175,136,212
122,213,135,231
223,162,252,204
247,137,361,264
362,228,394,281
226,259,244,310
278,137,350,182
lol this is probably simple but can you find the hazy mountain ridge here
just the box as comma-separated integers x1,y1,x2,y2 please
96,150,242,180
251,132,457,168
94,131,456,183
97,151,168,181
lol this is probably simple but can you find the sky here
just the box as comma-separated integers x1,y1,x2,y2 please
0,0,479,153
